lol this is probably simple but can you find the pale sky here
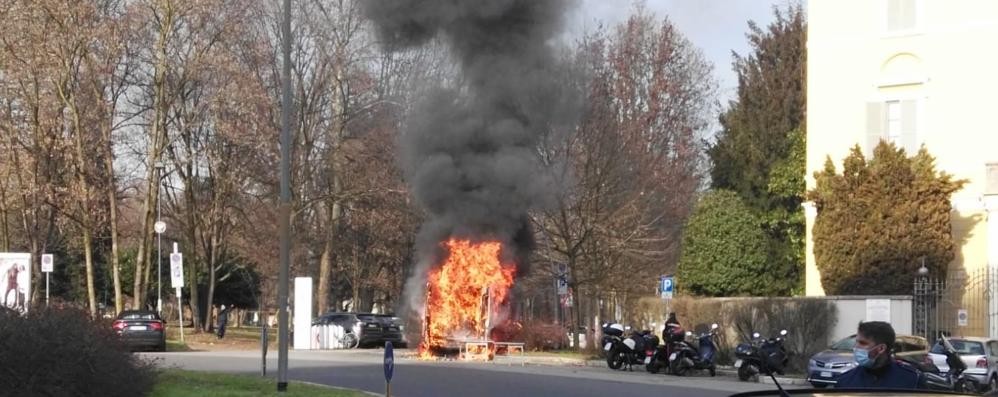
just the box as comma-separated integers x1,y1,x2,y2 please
567,0,797,105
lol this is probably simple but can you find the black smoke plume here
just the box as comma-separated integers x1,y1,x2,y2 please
364,0,578,311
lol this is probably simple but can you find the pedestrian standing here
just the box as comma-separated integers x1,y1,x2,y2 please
835,321,921,389
217,305,230,339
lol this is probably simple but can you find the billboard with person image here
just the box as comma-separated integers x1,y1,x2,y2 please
0,253,31,313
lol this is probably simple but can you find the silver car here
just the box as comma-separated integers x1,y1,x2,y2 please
927,336,998,391
807,334,929,388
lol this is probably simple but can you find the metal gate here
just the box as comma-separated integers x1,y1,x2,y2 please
913,266,998,342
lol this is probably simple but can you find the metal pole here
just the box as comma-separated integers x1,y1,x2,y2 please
177,287,184,343
157,173,162,315
45,272,49,307
262,325,269,376
277,0,292,391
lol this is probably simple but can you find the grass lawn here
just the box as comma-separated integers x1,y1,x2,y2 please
164,326,276,351
166,340,192,352
151,370,369,397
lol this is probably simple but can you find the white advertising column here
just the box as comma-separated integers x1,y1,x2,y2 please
293,277,313,350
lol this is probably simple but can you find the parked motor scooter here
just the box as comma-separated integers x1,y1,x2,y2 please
734,329,789,382
669,323,719,377
645,323,685,374
921,334,982,393
604,324,654,371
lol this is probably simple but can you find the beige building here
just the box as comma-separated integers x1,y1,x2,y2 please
804,0,998,326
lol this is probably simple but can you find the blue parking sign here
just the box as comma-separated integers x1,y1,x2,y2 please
660,276,674,299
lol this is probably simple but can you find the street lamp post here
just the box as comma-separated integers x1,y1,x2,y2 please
155,162,166,315
915,257,930,339
277,0,293,391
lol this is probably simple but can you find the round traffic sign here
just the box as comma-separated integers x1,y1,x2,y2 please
384,341,394,382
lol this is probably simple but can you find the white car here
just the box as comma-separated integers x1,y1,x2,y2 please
927,336,998,391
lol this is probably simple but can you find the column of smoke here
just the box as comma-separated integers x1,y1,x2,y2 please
363,0,578,316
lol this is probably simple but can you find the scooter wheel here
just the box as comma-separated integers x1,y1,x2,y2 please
670,358,688,377
737,363,756,382
646,363,660,374
606,347,624,370
709,365,716,377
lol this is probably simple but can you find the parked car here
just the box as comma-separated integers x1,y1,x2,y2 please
807,334,928,388
372,314,408,348
113,310,166,352
926,336,998,391
314,312,407,348
313,312,362,348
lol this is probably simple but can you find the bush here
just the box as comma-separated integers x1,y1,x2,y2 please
498,321,569,351
677,190,793,296
727,299,837,373
0,307,156,396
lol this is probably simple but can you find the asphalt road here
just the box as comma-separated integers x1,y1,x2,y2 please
144,349,793,397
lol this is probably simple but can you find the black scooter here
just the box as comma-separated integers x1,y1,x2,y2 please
646,324,685,374
604,324,653,371
735,329,789,382
669,323,719,376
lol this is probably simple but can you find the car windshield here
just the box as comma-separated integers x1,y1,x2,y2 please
830,335,857,351
930,340,986,355
356,314,378,322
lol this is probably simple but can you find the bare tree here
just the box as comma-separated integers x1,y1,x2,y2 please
533,6,717,347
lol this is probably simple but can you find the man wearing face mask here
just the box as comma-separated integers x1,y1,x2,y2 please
835,321,922,389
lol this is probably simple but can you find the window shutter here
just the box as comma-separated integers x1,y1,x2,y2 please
888,0,917,31
986,164,998,195
888,0,903,31
867,102,885,157
901,0,917,30
901,99,918,153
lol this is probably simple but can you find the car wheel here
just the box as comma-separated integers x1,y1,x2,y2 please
343,333,360,349
811,382,828,389
990,375,998,392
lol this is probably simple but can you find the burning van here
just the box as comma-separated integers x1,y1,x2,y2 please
419,239,515,359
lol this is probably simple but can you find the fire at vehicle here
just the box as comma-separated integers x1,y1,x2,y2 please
420,239,516,359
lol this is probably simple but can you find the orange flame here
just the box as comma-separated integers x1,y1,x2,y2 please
419,238,516,357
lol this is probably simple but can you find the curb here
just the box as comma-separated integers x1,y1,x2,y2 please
715,368,810,386
296,380,384,397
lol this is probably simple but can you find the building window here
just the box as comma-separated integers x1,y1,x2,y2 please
886,100,902,146
866,99,919,155
887,0,918,32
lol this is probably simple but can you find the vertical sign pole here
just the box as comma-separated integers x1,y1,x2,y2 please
262,325,268,376
41,254,53,308
177,287,184,343
172,243,184,343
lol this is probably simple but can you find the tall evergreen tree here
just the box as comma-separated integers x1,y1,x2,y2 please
809,143,965,295
706,4,806,292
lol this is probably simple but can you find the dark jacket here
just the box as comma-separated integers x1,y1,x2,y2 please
835,359,922,389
